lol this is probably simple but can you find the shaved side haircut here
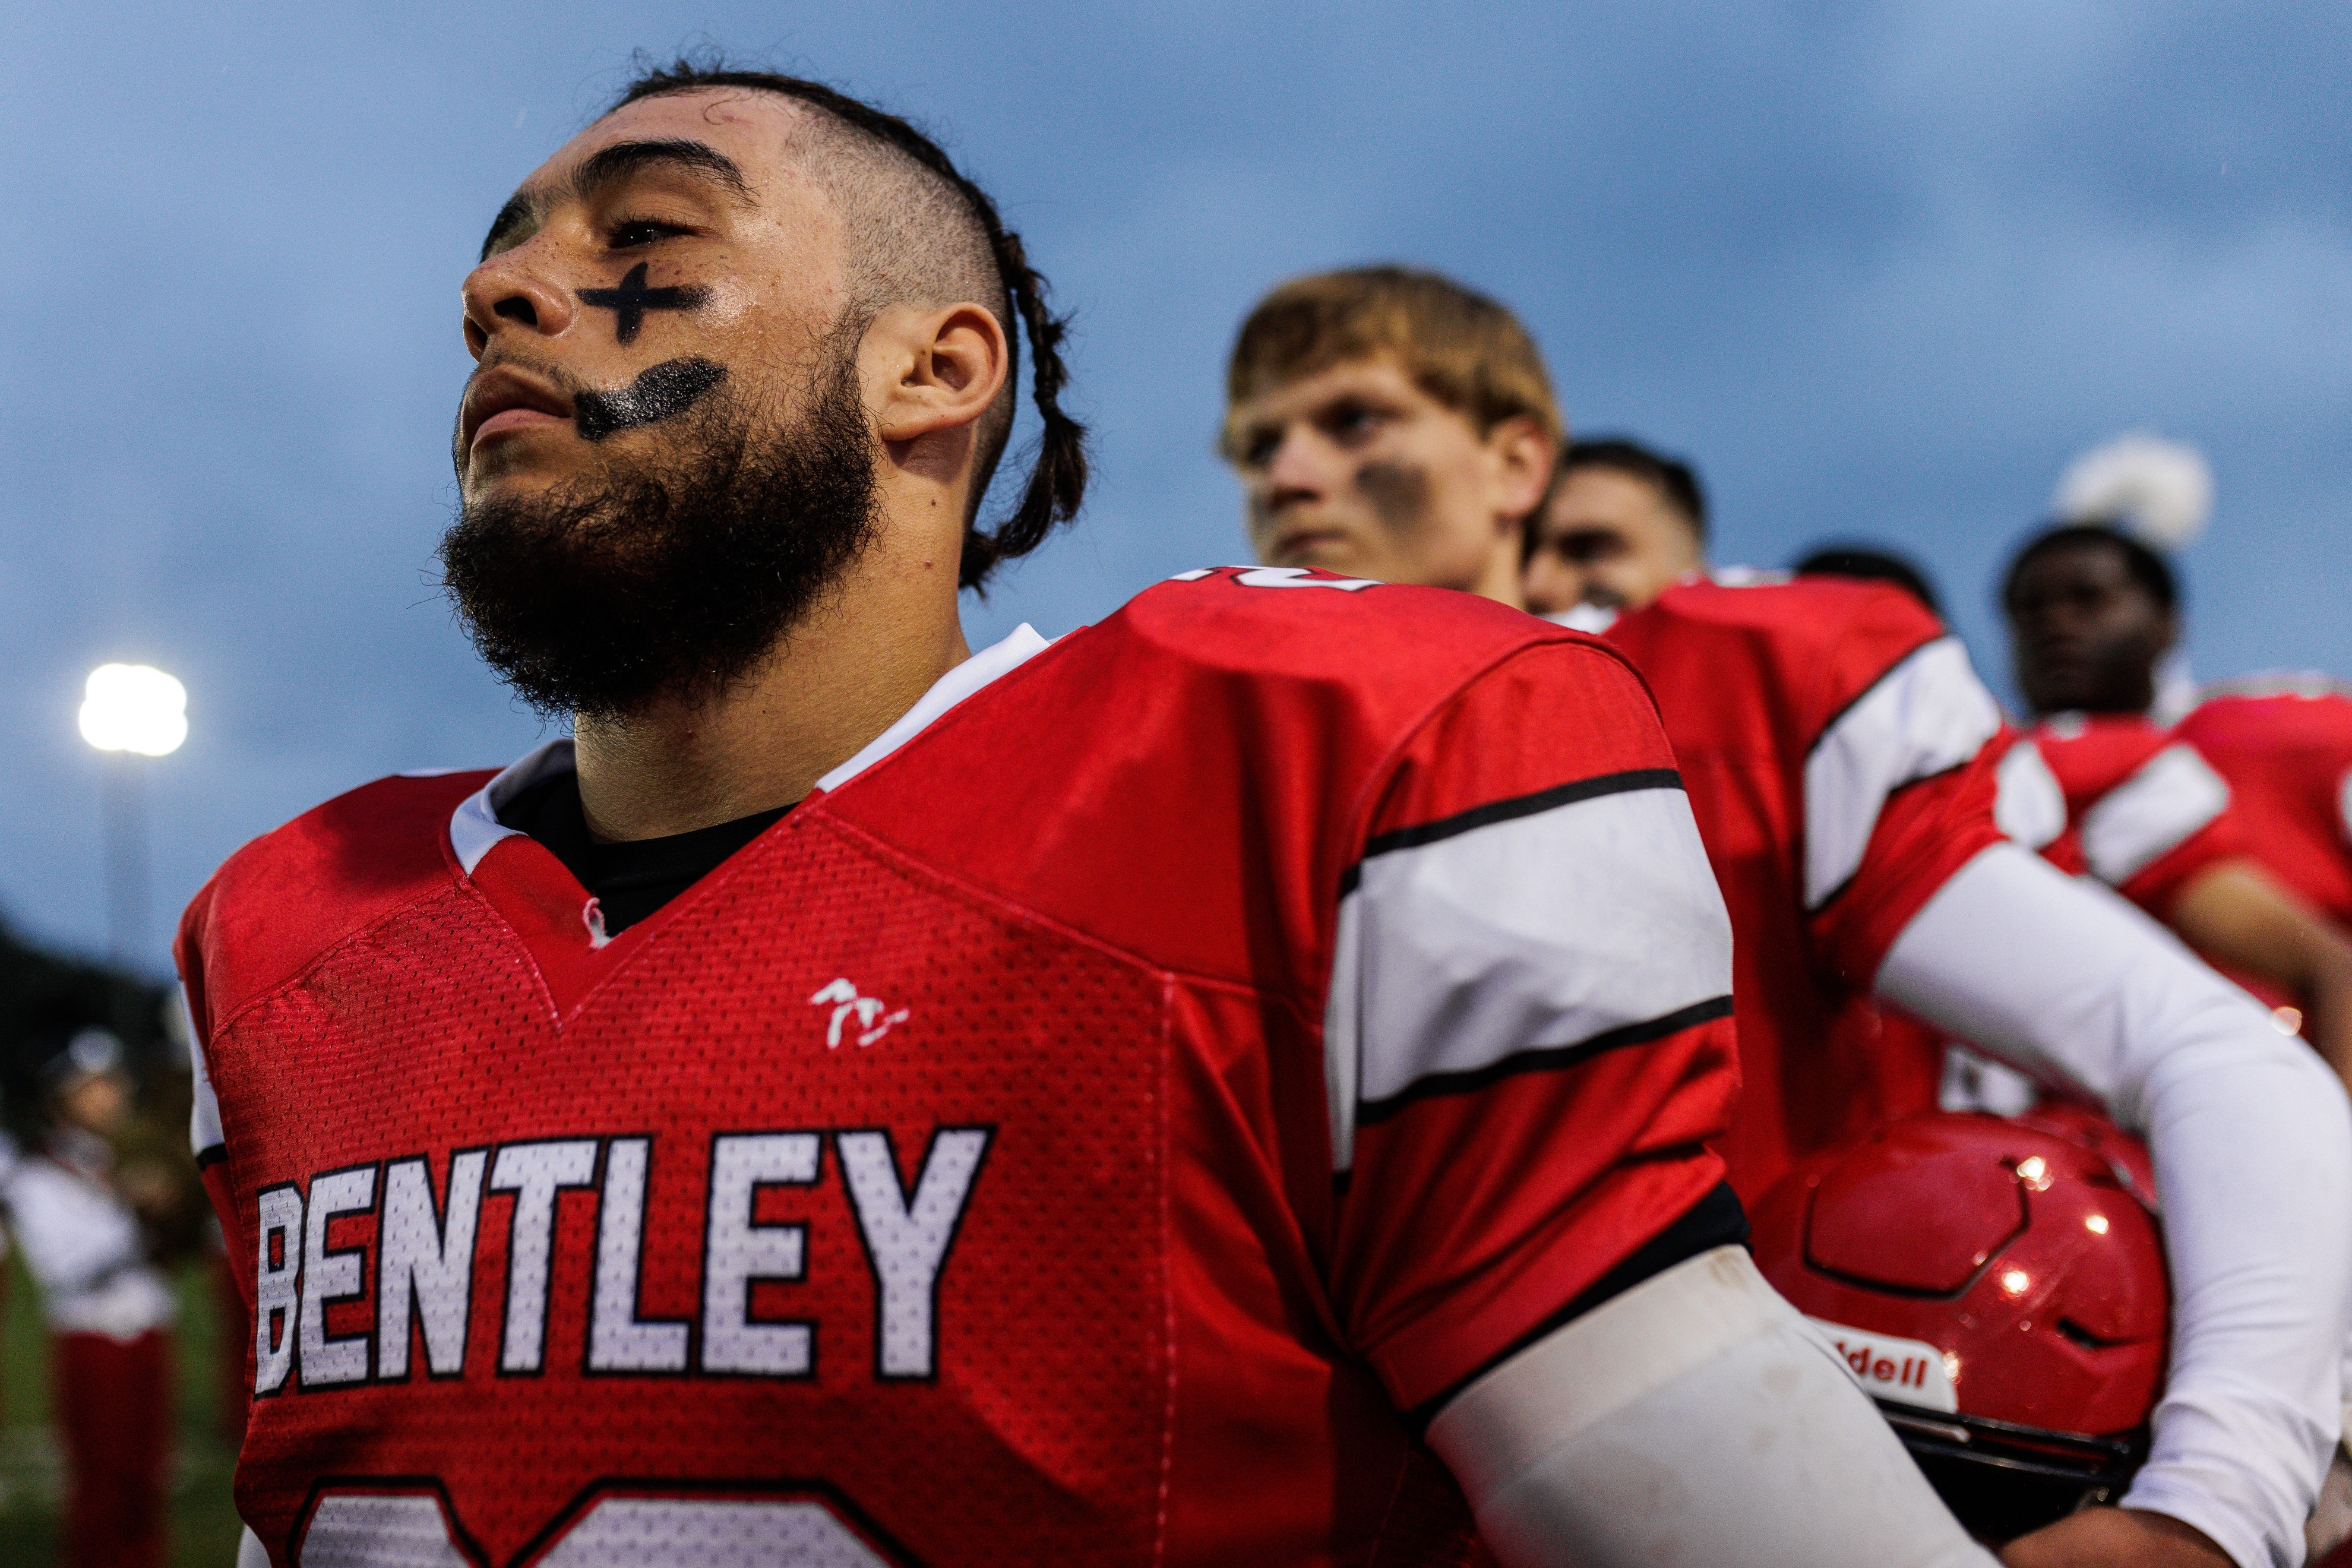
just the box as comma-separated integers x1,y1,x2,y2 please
611,59,1087,589
1223,266,1563,453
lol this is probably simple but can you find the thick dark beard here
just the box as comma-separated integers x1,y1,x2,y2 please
440,352,879,719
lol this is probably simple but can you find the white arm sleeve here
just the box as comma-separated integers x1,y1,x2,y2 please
1877,842,2352,1568
1427,1247,1998,1568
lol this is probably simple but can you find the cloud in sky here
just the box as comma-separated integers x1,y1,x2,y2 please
2,1,2346,970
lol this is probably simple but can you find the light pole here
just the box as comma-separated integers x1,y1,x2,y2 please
78,663,186,965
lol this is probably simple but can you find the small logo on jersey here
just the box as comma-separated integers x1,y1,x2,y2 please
810,978,910,1048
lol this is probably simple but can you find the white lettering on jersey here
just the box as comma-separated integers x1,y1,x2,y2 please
1169,564,1380,591
299,1166,378,1387
254,1184,304,1395
254,1124,990,1392
299,1489,899,1568
701,1133,821,1376
589,1138,690,1373
808,979,911,1049
489,1140,599,1374
538,1497,893,1567
377,1151,487,1380
298,1492,470,1567
837,1129,993,1379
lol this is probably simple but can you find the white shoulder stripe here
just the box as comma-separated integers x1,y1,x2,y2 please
1994,739,2068,851
2079,743,2229,887
1804,637,2002,909
1324,777,1733,1171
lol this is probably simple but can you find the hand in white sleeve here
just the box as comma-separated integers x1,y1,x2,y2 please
1877,842,2352,1568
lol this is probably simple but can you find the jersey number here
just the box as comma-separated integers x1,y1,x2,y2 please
296,1483,913,1567
1169,565,1379,591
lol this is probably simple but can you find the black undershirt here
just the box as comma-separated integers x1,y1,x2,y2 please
499,773,791,937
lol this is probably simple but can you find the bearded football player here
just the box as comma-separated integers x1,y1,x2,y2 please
1226,266,2352,1568
173,68,2022,1568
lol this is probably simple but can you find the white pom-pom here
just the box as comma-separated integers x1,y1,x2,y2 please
2051,433,2214,549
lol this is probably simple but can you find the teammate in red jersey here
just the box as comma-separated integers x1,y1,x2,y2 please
2181,676,2352,927
1225,266,2352,1567
1791,538,2352,1103
1999,522,2352,1083
2179,673,2352,951
174,68,2010,1568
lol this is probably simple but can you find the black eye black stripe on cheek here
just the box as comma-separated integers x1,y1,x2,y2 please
576,262,712,345
573,358,728,442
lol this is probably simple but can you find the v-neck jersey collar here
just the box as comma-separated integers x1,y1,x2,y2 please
447,622,1055,875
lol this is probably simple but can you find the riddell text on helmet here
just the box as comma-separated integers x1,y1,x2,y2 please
1803,1317,1959,1413
251,1127,992,1392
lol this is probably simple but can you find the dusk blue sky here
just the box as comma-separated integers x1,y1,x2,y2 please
3,3,2347,974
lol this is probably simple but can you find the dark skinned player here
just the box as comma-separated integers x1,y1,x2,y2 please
2002,523,2352,1090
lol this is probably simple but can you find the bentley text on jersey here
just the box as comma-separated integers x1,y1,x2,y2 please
251,1128,990,1394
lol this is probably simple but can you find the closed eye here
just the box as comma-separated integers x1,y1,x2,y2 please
608,216,690,249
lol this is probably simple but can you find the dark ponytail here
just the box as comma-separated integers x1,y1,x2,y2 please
957,227,1087,588
611,61,1089,590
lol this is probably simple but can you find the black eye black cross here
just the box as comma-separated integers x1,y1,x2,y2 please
577,263,710,346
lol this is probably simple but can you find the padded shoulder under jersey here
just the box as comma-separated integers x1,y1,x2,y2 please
179,570,1740,1568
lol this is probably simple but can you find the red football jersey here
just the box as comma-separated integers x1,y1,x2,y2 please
2176,681,2352,931
179,568,1738,1568
1598,576,2005,1200
1990,713,2242,918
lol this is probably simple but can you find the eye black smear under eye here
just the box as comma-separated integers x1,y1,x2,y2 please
574,358,728,442
1354,460,1433,530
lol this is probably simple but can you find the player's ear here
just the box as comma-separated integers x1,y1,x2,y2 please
868,301,1009,446
1485,414,1558,527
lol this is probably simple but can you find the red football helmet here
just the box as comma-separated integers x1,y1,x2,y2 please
1752,1108,2168,1542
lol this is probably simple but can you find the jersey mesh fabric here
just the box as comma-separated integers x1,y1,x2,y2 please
182,570,1737,1568
1602,577,2005,1200
203,820,1166,1566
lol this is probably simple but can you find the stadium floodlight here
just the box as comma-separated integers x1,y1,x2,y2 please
78,663,188,757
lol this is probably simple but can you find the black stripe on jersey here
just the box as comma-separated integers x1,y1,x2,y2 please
1355,994,1733,1126
1806,755,1971,913
1801,630,1944,763
195,1142,227,1171
1341,768,1685,896
1406,1180,1750,1431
